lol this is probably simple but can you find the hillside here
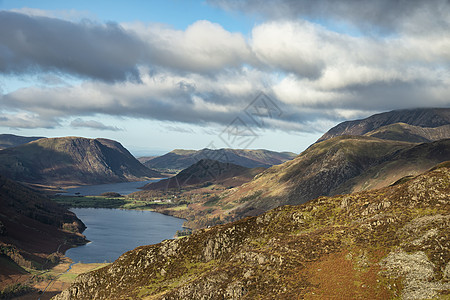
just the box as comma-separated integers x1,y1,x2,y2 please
364,122,450,143
0,175,87,294
317,108,450,143
0,134,45,150
0,137,161,186
53,163,450,299
143,159,264,191
216,137,450,220
143,149,296,173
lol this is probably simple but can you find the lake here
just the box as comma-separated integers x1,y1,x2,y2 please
62,179,161,196
66,208,185,263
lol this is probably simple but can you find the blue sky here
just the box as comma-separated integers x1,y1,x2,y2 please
1,0,255,31
0,0,449,156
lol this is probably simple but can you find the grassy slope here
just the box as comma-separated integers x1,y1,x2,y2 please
53,164,450,300
214,137,450,220
216,136,414,217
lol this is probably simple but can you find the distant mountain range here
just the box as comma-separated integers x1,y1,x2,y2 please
143,148,297,172
54,163,450,300
0,137,161,186
0,175,87,290
0,134,45,150
143,159,265,191
317,108,450,143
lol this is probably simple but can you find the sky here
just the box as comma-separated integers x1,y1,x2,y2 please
0,0,449,156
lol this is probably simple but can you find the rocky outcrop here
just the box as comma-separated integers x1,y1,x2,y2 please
53,163,450,299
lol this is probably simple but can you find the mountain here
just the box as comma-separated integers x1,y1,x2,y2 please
53,163,450,300
0,175,87,293
0,134,45,150
143,149,297,173
215,136,450,219
317,108,450,143
0,137,161,186
142,159,265,191
363,122,450,143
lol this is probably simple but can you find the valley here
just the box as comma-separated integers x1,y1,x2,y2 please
0,108,449,299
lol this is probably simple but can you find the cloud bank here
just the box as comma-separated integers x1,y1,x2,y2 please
0,1,449,133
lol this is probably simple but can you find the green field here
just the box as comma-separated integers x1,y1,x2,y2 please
51,195,169,210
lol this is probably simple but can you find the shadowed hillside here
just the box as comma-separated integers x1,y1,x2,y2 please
0,137,161,186
53,163,450,299
0,175,87,295
0,134,45,150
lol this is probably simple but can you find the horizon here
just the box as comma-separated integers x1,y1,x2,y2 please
1,0,449,155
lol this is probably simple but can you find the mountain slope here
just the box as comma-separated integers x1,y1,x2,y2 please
0,175,87,290
0,137,161,186
0,134,45,150
53,164,450,300
143,159,264,191
144,149,296,172
364,122,450,143
216,136,450,219
317,108,450,143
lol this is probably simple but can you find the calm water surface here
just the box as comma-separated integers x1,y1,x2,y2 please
66,208,185,263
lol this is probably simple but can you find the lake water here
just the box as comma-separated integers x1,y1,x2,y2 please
66,208,185,263
62,179,161,196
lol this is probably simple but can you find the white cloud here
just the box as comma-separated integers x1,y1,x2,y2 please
70,118,122,131
124,20,255,73
0,7,449,134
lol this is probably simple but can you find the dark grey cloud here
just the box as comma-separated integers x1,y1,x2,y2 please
0,11,144,81
70,118,122,131
209,0,450,34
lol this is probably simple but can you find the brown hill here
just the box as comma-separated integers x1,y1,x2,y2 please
215,136,450,219
317,108,450,143
0,137,161,186
142,159,264,191
53,163,450,299
0,175,87,292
